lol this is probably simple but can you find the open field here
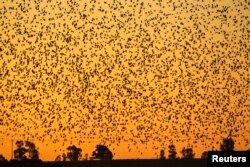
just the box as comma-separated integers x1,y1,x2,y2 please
0,159,207,167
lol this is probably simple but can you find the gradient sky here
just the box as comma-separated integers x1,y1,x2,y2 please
0,0,249,161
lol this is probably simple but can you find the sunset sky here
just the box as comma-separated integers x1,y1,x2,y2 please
0,0,249,161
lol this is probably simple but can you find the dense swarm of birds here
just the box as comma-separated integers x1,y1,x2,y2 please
0,0,249,159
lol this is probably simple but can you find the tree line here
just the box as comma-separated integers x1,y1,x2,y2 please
160,137,238,159
0,137,249,162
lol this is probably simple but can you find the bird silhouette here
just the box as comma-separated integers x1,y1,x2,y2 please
0,0,249,160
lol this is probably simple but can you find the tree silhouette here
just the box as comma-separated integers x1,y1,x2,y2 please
159,149,166,159
55,155,61,161
84,153,88,160
201,151,208,159
14,140,39,160
62,153,67,161
25,141,39,160
14,140,27,160
168,144,177,159
181,147,195,159
0,154,7,162
220,138,234,151
91,145,113,160
66,145,82,161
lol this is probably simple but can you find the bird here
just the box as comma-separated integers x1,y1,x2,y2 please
0,0,249,160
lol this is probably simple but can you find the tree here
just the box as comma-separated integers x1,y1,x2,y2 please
201,151,208,159
159,149,166,159
168,144,177,159
0,154,7,162
14,140,39,160
91,145,113,160
181,147,195,159
25,141,39,160
220,138,234,151
62,153,67,161
14,141,27,160
84,153,88,160
55,155,61,161
66,145,82,161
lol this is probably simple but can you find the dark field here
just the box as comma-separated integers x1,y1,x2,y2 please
0,159,207,167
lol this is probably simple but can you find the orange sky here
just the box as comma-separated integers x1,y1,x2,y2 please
0,0,250,161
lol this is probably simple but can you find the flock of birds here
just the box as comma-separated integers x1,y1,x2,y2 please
0,0,249,159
